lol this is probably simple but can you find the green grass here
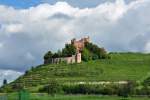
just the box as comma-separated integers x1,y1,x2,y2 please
6,93,150,100
4,52,150,92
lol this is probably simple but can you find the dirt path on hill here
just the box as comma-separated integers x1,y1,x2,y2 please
65,81,128,85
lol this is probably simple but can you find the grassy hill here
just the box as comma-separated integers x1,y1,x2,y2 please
2,52,150,92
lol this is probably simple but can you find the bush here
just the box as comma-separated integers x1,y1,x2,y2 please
62,84,119,95
117,81,136,97
63,84,92,94
136,86,150,96
143,77,150,86
81,48,92,61
12,83,24,92
84,42,108,60
39,80,61,96
0,85,13,93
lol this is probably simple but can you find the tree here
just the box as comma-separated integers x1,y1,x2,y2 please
44,51,53,64
52,53,59,58
3,79,7,85
62,44,76,57
44,51,53,60
85,42,108,60
81,48,92,61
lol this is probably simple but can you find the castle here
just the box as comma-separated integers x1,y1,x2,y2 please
45,36,90,64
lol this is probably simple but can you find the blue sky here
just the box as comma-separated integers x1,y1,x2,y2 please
0,0,41,8
0,0,132,8
0,0,150,86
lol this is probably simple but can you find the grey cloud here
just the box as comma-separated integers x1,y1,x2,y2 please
49,13,74,20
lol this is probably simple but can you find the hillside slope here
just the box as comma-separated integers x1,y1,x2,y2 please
2,53,150,92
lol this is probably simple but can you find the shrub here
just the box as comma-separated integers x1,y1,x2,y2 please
143,77,150,86
39,80,61,96
12,83,24,91
85,42,108,60
0,85,13,93
117,81,136,97
62,84,119,95
81,48,92,61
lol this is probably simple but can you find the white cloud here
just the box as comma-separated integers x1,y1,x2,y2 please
0,43,3,48
0,0,149,72
0,69,23,86
3,23,23,34
144,41,150,53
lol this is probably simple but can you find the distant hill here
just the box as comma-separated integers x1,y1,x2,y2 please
1,52,150,92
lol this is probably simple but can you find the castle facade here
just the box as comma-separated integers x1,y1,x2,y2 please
45,36,90,64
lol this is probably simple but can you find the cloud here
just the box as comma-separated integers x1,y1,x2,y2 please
0,69,23,86
0,42,3,48
0,0,150,72
2,23,23,36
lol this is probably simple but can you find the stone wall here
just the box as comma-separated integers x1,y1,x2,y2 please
48,53,81,64
51,55,76,64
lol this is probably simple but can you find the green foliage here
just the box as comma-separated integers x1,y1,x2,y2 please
52,53,59,58
39,80,61,96
12,83,24,92
81,48,92,61
143,77,150,86
0,85,13,93
117,81,136,98
84,42,109,61
39,83,126,95
62,44,76,57
135,86,150,96
44,51,53,60
62,83,138,96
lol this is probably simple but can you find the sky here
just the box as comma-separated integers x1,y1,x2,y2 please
0,0,150,86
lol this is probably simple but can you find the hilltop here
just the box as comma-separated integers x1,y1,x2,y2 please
1,52,150,92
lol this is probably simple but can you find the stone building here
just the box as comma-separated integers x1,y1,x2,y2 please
50,53,81,64
71,36,90,53
46,36,90,64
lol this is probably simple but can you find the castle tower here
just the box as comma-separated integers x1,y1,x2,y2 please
84,36,90,43
71,36,90,53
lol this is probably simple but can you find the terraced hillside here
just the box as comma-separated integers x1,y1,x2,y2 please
3,53,150,92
